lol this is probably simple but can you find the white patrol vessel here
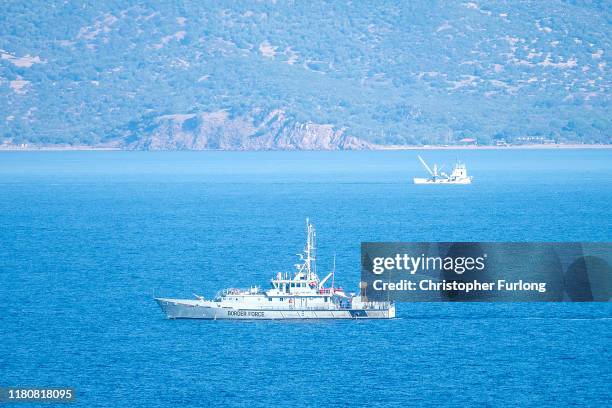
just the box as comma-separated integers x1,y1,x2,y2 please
155,220,395,320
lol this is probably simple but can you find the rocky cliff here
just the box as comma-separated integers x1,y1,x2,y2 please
128,109,371,150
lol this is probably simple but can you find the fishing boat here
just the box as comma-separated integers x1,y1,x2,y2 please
413,155,473,184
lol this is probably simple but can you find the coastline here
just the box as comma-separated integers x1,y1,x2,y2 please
1,143,611,151
0,145,122,151
376,143,612,150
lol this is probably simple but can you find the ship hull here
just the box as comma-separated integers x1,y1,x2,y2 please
156,298,395,320
413,177,472,184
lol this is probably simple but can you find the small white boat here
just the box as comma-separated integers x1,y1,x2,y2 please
413,155,473,184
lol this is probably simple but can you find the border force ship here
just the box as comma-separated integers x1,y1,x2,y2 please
413,155,473,184
155,220,395,320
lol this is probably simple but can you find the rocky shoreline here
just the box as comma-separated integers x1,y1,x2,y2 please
3,143,611,151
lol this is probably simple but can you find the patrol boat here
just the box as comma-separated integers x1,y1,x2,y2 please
155,220,395,320
413,155,473,184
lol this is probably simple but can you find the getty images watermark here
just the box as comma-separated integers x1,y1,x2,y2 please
361,243,611,302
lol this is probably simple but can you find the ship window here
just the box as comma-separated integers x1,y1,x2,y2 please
268,298,272,301
280,298,284,301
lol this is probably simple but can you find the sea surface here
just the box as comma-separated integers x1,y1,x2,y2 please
0,150,610,407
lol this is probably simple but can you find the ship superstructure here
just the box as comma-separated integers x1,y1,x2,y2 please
155,220,395,320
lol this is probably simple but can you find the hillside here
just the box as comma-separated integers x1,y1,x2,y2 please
0,1,610,149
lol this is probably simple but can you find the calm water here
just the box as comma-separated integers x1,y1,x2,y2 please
0,150,611,407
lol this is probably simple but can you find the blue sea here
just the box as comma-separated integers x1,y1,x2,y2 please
0,150,610,407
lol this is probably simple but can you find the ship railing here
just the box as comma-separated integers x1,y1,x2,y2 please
284,305,353,311
354,301,394,310
374,302,393,310
216,288,239,298
215,287,261,300
287,302,393,311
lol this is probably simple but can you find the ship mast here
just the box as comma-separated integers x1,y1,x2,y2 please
304,218,317,280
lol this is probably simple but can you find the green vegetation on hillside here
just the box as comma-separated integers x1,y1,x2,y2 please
0,0,610,147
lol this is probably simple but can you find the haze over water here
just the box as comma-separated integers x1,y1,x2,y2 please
1,150,610,407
